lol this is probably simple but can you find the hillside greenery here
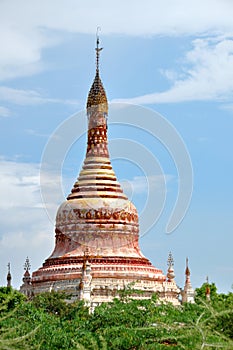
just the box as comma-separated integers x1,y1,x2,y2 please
0,284,232,349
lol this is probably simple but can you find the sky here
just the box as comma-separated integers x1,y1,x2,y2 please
0,0,233,293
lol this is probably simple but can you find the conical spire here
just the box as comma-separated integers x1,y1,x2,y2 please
7,262,11,288
185,257,191,279
181,257,195,303
68,33,127,201
86,29,108,114
206,276,211,301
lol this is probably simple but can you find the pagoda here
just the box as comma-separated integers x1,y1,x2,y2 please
181,258,195,303
32,36,180,306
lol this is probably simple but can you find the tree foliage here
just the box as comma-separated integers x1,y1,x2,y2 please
195,282,218,302
0,287,26,312
0,285,232,349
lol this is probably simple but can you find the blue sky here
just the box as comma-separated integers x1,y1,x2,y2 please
0,0,233,293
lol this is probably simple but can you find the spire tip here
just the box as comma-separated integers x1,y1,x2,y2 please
95,27,103,72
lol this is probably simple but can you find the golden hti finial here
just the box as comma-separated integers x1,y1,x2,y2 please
96,26,103,73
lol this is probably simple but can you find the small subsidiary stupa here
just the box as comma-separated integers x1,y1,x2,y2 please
181,258,195,303
31,36,180,306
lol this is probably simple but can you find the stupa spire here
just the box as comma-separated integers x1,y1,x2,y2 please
24,256,31,272
181,257,195,303
95,27,102,74
20,257,33,298
7,262,12,288
68,33,126,201
167,252,175,282
86,29,108,114
185,257,190,281
206,276,211,301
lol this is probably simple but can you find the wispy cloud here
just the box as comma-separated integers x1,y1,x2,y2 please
1,1,233,81
220,103,233,112
0,106,10,117
0,159,54,287
0,158,69,288
0,160,41,209
0,159,66,211
197,137,209,143
24,129,52,138
115,37,233,104
120,174,174,197
0,86,80,106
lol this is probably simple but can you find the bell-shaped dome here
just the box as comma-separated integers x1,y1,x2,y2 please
53,196,140,259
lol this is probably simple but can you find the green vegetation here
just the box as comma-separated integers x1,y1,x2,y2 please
0,285,232,349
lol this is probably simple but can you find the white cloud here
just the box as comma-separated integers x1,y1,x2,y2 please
0,106,10,117
25,129,49,138
197,137,209,143
220,103,233,112
0,1,232,106
120,174,174,197
0,86,49,105
0,159,64,288
0,86,80,106
1,0,233,81
0,159,65,213
116,37,233,104
0,160,40,209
